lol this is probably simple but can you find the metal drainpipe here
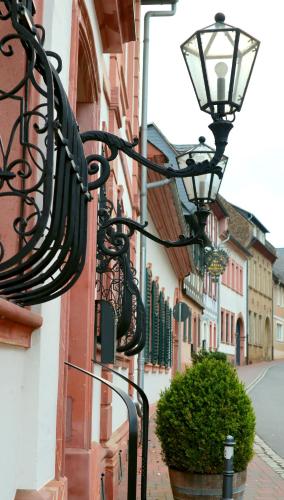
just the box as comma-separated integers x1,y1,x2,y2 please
138,1,178,395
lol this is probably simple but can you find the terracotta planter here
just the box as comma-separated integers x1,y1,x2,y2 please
169,468,247,500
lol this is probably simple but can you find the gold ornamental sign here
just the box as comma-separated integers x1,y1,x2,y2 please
205,248,229,281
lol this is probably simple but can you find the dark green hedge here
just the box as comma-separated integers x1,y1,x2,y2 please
155,358,255,474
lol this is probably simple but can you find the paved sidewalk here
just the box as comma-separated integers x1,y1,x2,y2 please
146,360,284,500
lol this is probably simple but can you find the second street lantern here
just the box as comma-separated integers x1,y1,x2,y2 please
181,13,260,119
176,136,228,208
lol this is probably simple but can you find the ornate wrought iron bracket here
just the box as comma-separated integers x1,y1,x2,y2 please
0,1,215,306
81,128,228,181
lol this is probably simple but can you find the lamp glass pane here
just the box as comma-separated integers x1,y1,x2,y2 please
232,31,259,108
209,171,222,200
201,29,236,107
182,34,208,107
190,173,212,201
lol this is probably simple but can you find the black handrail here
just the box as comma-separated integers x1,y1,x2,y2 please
65,361,138,500
94,360,149,500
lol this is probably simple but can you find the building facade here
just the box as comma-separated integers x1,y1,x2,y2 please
230,204,277,363
0,1,142,499
273,248,284,359
211,198,249,365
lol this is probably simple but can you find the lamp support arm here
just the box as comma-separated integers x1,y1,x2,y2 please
97,211,210,256
80,129,230,191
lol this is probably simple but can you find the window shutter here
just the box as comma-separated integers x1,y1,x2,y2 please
151,279,159,364
183,319,187,342
169,308,173,367
144,266,152,363
188,309,192,343
164,300,172,367
158,291,165,365
198,316,201,347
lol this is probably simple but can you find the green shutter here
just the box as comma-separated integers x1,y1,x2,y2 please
158,291,165,365
144,267,152,363
164,300,171,367
183,319,187,342
188,309,192,343
151,279,159,364
169,308,173,367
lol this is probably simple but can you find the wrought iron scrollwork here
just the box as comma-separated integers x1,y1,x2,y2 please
96,189,146,356
0,0,93,304
0,1,214,306
81,129,224,179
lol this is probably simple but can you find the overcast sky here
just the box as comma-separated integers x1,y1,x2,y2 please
141,0,284,248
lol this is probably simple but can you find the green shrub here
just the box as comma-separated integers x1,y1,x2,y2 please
192,349,227,365
155,358,255,474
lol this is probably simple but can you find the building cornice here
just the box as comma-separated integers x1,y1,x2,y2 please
0,299,42,348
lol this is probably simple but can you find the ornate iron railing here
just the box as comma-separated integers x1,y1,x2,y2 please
94,360,149,500
65,361,139,500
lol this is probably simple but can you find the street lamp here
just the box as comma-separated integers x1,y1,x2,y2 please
176,136,228,208
181,13,260,120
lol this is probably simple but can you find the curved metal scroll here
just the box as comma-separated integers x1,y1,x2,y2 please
99,215,207,249
96,191,146,356
94,360,149,500
81,129,226,179
0,1,94,304
65,361,138,500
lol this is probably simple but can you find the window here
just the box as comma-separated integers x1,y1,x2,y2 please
235,265,239,292
183,318,187,342
213,324,216,349
209,322,212,349
226,312,229,343
188,310,192,344
276,323,284,342
231,314,234,345
249,311,253,344
253,260,257,289
231,262,235,289
254,313,258,344
193,316,197,348
258,315,262,346
221,310,224,342
240,268,243,294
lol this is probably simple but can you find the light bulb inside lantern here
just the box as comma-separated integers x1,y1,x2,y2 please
215,62,228,103
215,62,228,78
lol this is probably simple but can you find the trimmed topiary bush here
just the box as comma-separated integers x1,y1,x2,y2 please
155,358,255,474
